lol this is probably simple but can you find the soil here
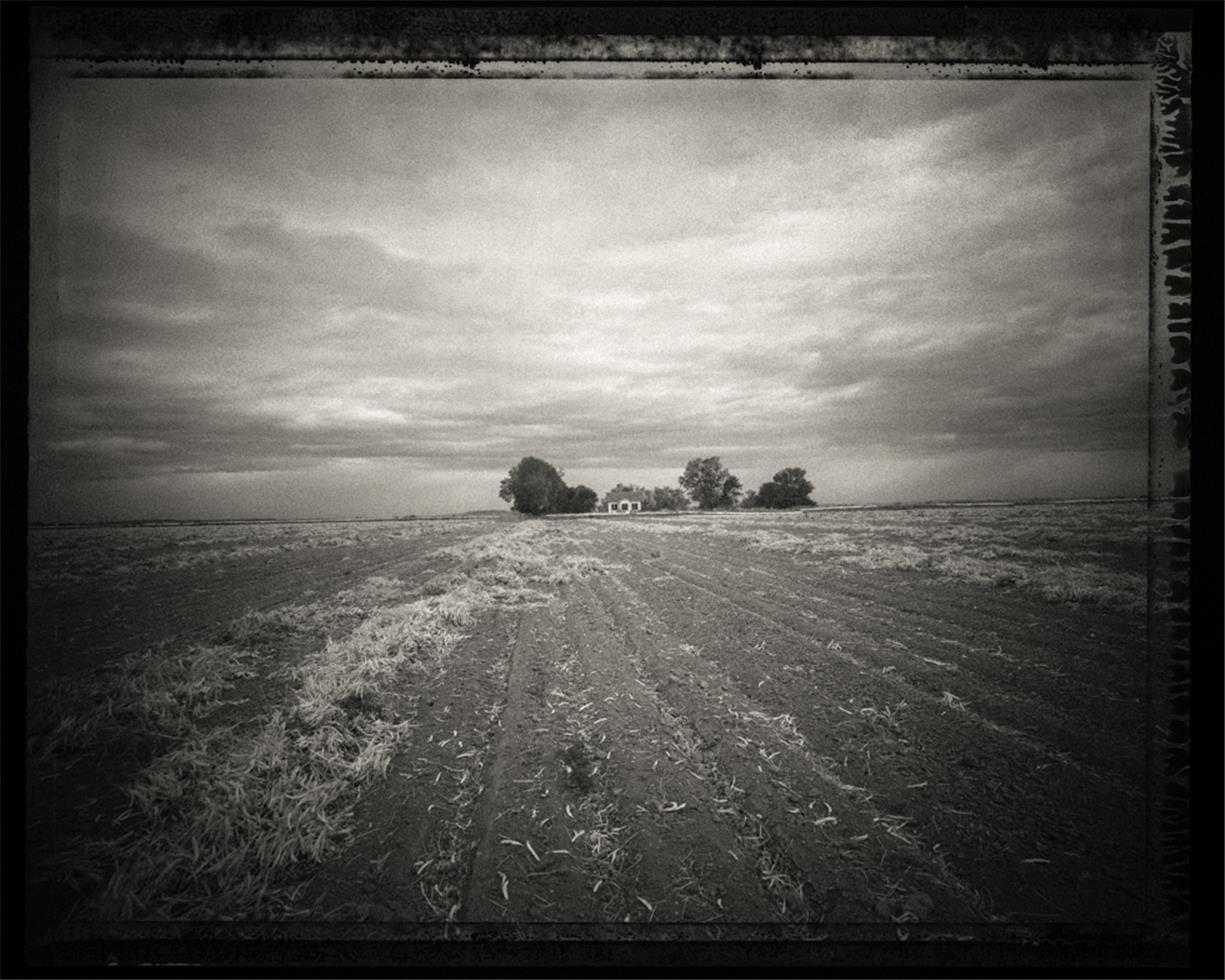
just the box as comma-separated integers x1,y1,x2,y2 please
25,506,1161,956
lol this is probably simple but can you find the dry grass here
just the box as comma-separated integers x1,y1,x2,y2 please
437,524,625,588
93,597,480,918
78,522,615,920
97,707,412,919
593,501,1150,611
573,795,637,917
416,741,492,926
31,577,419,764
740,814,809,919
30,644,264,761
1031,562,1146,608
29,519,492,586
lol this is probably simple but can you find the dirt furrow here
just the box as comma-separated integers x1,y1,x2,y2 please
606,536,1119,784
26,566,463,939
586,570,989,926
592,533,1146,923
709,537,1145,706
552,579,776,924
291,608,516,925
604,520,1141,676
26,523,533,934
641,528,1144,685
643,539,1145,784
456,599,605,925
452,585,773,927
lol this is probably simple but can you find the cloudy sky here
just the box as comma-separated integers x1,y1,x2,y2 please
29,78,1149,521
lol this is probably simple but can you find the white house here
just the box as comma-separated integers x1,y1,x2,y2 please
603,489,648,513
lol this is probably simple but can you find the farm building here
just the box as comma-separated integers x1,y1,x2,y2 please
603,489,647,513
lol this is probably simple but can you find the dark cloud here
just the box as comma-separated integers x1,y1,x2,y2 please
30,79,1150,520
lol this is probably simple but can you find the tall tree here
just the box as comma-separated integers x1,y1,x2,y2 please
499,456,568,515
680,456,739,510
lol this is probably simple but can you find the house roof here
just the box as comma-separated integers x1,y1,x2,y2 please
604,489,648,503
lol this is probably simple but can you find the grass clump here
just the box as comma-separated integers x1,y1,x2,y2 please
93,588,477,920
29,644,264,761
1032,563,1145,610
662,517,1147,611
222,576,412,646
438,525,624,589
99,707,412,919
109,645,263,734
609,501,1150,611
89,523,616,920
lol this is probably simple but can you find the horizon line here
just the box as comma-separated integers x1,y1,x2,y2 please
28,494,1156,528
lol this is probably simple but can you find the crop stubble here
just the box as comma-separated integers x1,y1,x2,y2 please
26,502,1155,942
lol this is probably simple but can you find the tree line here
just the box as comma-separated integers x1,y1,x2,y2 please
499,456,815,515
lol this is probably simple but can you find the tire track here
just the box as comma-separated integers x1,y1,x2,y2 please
457,600,607,925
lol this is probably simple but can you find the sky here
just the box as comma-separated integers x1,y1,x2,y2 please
29,78,1150,521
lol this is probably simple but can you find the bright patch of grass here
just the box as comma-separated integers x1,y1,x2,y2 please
87,523,616,920
600,504,1149,611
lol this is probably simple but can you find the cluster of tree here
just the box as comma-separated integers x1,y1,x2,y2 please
742,467,816,510
498,457,598,516
676,458,815,510
607,483,690,512
499,455,814,517
679,457,743,510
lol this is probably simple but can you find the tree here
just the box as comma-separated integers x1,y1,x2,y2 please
499,456,568,515
651,486,689,511
771,467,815,507
718,474,743,509
755,481,783,509
754,467,816,509
679,456,740,510
559,485,598,514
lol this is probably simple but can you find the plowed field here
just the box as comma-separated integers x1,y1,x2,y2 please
26,502,1163,951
